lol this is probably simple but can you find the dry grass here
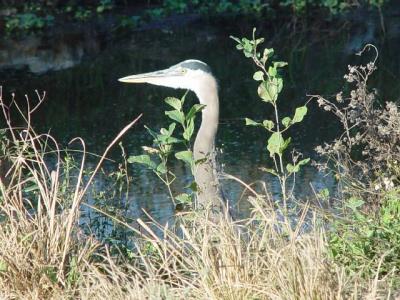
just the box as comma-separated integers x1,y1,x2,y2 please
0,90,395,299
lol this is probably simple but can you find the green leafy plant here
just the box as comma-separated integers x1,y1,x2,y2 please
280,0,387,15
96,0,114,14
145,8,166,21
5,13,54,33
117,15,141,30
164,0,188,14
313,45,400,281
329,192,400,278
231,29,309,205
74,7,92,21
128,93,204,207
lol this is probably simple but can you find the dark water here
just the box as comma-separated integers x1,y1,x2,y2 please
1,11,399,238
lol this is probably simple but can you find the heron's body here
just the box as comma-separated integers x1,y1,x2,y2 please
119,60,225,213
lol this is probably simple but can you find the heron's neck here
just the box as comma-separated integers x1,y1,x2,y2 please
193,77,219,160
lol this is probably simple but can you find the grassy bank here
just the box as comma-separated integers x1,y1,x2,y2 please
0,129,394,299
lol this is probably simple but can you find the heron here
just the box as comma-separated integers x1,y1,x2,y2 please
119,59,228,216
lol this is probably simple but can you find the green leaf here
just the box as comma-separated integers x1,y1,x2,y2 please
346,197,365,210
286,158,309,173
258,81,278,102
253,71,264,81
160,127,169,136
243,41,252,53
276,77,283,93
319,188,330,199
262,120,274,130
23,184,39,193
235,44,244,50
265,48,274,56
268,66,277,77
282,137,291,152
318,188,329,198
282,117,291,127
245,118,261,126
175,150,193,166
165,97,182,111
156,162,167,174
187,104,206,120
262,48,274,64
158,135,181,144
298,158,310,166
273,61,288,68
167,123,176,135
128,154,156,169
244,51,252,58
259,167,278,176
268,81,278,102
175,193,192,204
158,123,175,138
286,163,296,173
183,118,194,141
292,106,308,123
254,37,264,46
267,132,284,156
165,110,185,125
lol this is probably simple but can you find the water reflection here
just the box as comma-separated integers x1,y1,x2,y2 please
0,30,100,73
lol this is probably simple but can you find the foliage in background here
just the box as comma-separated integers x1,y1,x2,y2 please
1,0,115,33
3,2,55,33
144,0,389,18
280,0,388,15
0,0,390,34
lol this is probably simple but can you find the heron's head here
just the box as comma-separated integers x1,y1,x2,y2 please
118,60,216,101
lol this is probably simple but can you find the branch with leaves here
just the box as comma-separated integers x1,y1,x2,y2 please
128,93,204,208
231,29,309,204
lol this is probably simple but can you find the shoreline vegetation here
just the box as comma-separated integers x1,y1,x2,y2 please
0,0,390,36
1,1,400,299
1,28,400,298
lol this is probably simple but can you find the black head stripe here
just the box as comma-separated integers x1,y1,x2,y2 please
180,60,212,74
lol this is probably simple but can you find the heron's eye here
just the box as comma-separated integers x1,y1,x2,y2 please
180,68,187,74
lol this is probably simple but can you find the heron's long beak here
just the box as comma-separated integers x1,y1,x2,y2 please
118,68,180,84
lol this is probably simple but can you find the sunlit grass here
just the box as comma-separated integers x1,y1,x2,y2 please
0,109,393,299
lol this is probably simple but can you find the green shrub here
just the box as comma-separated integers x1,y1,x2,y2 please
5,13,54,32
329,192,400,278
231,29,309,205
315,45,400,282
